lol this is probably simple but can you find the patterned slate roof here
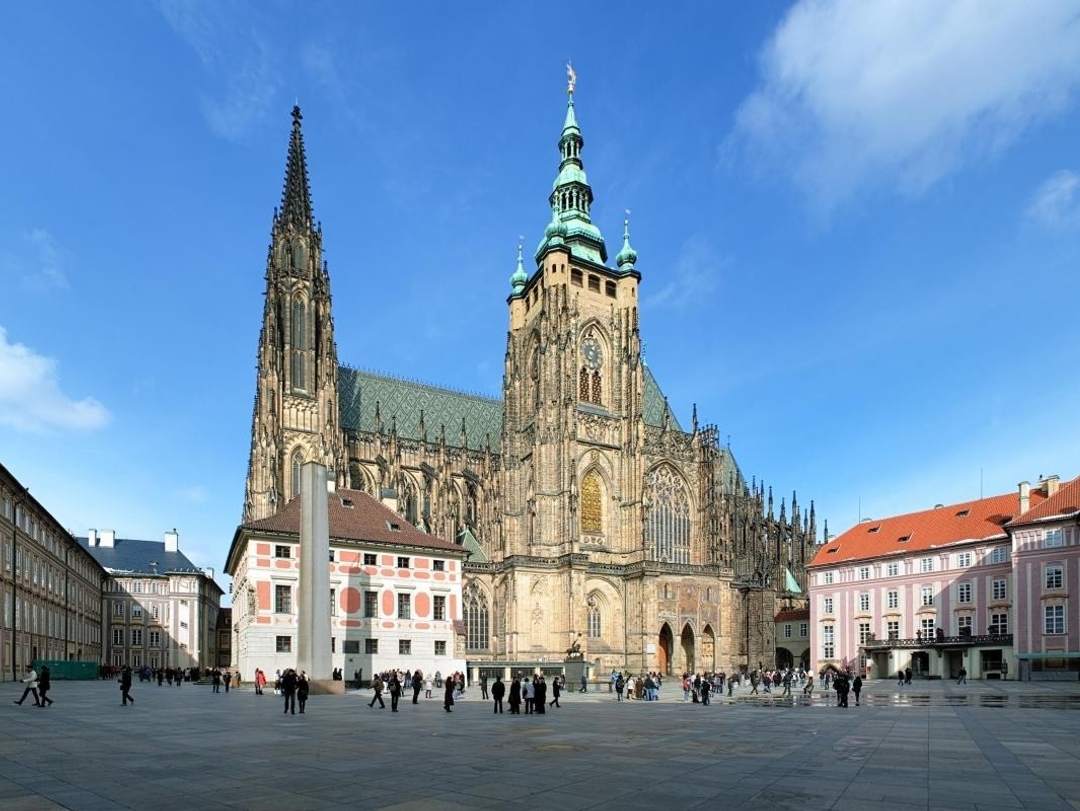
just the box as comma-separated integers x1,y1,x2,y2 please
76,537,204,575
245,488,464,553
809,489,1047,568
338,363,682,448
1007,476,1080,526
338,366,503,450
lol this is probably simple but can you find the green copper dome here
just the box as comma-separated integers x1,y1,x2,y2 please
616,216,638,272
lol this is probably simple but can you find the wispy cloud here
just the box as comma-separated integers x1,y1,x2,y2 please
176,485,207,504
1025,169,1080,230
645,237,724,310
158,0,280,142
0,228,71,292
0,327,110,432
728,1,1080,212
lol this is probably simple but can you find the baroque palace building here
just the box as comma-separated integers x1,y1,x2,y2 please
241,79,819,679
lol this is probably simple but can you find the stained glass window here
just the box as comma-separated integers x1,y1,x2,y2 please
587,604,601,638
581,471,602,533
644,465,691,564
464,582,490,651
591,371,602,403
579,366,590,400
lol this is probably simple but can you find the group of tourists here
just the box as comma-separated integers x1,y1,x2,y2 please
13,664,54,707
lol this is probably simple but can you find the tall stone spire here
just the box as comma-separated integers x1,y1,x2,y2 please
279,106,314,232
535,71,607,266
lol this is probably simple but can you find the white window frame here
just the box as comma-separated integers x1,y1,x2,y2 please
992,578,1007,601
1045,605,1065,635
1046,565,1064,590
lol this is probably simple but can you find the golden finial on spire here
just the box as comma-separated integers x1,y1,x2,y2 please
567,61,577,95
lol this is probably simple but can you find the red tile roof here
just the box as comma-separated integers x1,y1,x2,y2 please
809,489,1047,568
775,608,810,622
1008,476,1080,527
244,489,464,553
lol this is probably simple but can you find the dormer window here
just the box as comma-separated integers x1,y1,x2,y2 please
387,522,401,532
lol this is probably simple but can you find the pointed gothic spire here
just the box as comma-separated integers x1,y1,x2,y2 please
616,210,638,272
510,237,528,294
278,106,314,231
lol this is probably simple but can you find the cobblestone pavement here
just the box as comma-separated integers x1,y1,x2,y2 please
3,678,1080,810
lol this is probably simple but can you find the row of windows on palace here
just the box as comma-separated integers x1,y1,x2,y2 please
815,545,1013,585
270,635,451,657
109,599,193,625
2,497,103,583
1,593,102,646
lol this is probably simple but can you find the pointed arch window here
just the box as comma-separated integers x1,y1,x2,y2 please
587,601,601,638
291,450,304,498
464,582,490,652
644,465,691,564
581,471,603,534
291,296,306,391
579,367,590,401
591,371,601,403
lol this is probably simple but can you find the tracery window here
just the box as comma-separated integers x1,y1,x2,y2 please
581,471,602,534
464,582,490,651
291,450,304,498
644,465,691,564
579,367,590,401
291,296,306,390
591,371,601,403
587,603,601,638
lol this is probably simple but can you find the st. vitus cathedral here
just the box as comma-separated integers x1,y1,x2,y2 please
243,76,820,677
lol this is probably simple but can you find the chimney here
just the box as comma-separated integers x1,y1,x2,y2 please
87,529,98,547
380,487,399,513
164,528,179,553
1041,474,1060,497
99,529,115,548
1018,481,1031,515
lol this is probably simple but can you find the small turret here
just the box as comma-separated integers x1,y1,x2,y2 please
616,211,638,272
510,240,528,294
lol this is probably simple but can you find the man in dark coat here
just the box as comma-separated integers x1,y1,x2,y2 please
411,671,423,704
548,675,562,708
491,675,506,713
508,676,522,714
443,676,455,712
389,675,402,712
534,676,547,714
480,674,489,700
281,668,298,714
120,665,135,705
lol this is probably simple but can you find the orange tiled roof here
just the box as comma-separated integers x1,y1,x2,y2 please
775,608,810,622
808,489,1047,568
1008,476,1080,527
244,489,464,553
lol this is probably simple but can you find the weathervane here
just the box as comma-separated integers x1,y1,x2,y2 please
567,61,577,95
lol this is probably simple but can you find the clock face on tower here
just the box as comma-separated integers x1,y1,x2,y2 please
582,337,602,369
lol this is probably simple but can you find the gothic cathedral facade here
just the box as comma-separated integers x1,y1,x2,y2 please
244,89,819,678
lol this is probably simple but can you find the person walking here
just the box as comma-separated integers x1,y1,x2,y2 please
898,669,905,686
411,671,423,704
368,676,385,709
14,664,40,706
492,675,506,714
281,668,297,714
534,675,547,714
120,664,135,706
957,667,967,685
443,676,455,712
852,674,863,706
255,669,265,695
523,675,535,714
615,673,625,701
37,665,54,707
508,676,522,714
389,674,402,712
297,671,309,713
803,675,814,697
212,668,221,693
580,673,587,693
480,674,489,700
223,670,232,693
549,675,562,708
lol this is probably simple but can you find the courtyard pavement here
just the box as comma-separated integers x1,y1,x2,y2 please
3,677,1080,810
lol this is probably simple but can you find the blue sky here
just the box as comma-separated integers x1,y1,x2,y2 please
2,2,1079,596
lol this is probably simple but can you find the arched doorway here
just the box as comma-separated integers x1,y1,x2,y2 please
680,624,695,674
702,624,716,673
658,624,674,675
775,647,793,669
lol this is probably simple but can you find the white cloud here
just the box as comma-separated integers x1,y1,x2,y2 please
159,0,280,141
1025,169,1080,229
645,237,723,310
0,228,70,292
729,1,1080,210
176,485,207,504
0,327,110,432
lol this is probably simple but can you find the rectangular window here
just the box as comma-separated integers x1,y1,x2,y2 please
433,595,446,621
274,584,292,614
991,547,1009,564
131,628,143,645
399,639,411,656
149,630,161,647
822,625,835,659
823,571,835,584
330,588,337,616
397,556,410,569
887,590,899,609
957,583,972,603
275,636,292,653
989,612,1009,635
397,593,411,619
432,560,445,572
605,280,617,298
365,638,378,654
113,602,124,617
921,557,934,573
1044,529,1063,548
799,622,808,637
921,587,934,607
151,604,160,621
570,268,583,287
858,566,870,580
274,545,290,559
112,628,124,645
1046,565,1064,590
992,578,1007,601
886,562,899,577
859,593,870,612
434,640,447,656
920,618,935,638
329,550,335,562
783,623,793,638
343,640,360,654
1045,605,1065,635
957,616,972,635
858,622,871,645
587,274,600,292
132,604,143,618
822,597,833,614
957,552,972,568
363,553,377,566
886,620,899,639
132,582,142,594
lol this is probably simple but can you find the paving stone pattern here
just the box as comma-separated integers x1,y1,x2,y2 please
2,679,1080,810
